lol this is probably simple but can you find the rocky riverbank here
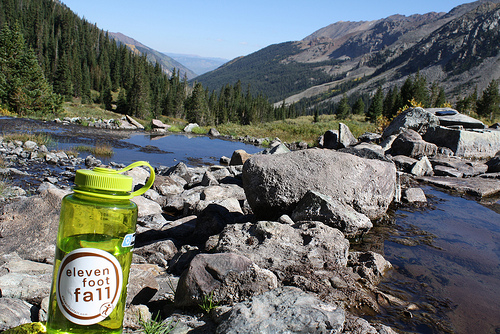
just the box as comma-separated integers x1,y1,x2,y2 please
0,107,499,333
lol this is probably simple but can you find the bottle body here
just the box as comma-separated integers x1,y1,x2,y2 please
47,192,137,334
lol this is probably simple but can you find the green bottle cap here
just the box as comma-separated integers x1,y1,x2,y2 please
73,161,155,199
75,167,133,193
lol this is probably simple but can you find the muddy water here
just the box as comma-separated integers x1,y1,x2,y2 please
357,186,500,334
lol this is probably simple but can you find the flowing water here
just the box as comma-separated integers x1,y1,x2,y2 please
1,117,500,333
356,186,500,334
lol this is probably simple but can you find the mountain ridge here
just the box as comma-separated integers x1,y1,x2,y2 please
195,0,500,110
109,32,198,80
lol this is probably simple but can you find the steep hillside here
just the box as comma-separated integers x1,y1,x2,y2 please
196,0,500,109
109,32,197,80
194,42,340,102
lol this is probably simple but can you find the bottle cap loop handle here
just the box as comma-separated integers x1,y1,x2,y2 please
117,161,155,198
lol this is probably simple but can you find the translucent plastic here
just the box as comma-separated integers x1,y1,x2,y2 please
46,191,137,334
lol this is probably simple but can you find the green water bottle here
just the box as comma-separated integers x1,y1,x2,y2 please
46,161,155,334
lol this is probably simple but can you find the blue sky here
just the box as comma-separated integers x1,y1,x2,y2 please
62,0,470,60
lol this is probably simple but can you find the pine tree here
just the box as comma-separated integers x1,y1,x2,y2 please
336,94,351,119
477,79,500,118
352,97,365,115
366,86,384,122
0,23,62,116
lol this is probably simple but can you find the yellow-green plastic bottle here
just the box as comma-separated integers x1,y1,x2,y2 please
46,161,155,334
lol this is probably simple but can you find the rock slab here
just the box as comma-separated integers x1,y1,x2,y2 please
216,286,345,334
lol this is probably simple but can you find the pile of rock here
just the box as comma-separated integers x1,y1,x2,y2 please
0,136,400,333
3,107,498,332
54,114,144,130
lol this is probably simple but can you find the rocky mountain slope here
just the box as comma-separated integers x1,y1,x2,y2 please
109,32,198,80
195,0,500,107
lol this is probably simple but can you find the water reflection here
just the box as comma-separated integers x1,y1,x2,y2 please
357,186,500,334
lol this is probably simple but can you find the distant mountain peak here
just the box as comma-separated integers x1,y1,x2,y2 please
109,32,197,79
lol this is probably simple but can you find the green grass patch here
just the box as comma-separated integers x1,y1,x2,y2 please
138,313,176,334
68,144,113,158
168,125,183,133
199,291,219,314
191,126,208,135
0,179,9,197
216,114,376,146
62,102,123,120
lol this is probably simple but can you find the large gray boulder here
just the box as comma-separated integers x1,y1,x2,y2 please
242,148,396,220
216,286,345,334
215,220,350,272
382,107,439,138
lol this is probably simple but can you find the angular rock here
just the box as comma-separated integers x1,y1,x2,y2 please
175,253,278,307
434,165,464,178
161,162,193,185
216,221,350,272
358,132,382,143
168,245,200,275
216,286,345,334
134,239,178,267
152,119,169,129
131,196,163,217
424,126,500,159
390,130,437,158
208,128,221,137
321,130,339,149
126,264,161,305
242,148,396,220
348,251,393,285
410,156,434,177
338,123,358,148
153,175,184,196
430,156,488,177
426,108,485,129
291,190,372,238
419,176,500,198
262,143,291,155
403,187,427,203
486,154,500,173
230,149,252,165
0,298,33,331
126,115,144,129
201,170,219,186
391,155,418,173
382,107,439,138
339,143,390,163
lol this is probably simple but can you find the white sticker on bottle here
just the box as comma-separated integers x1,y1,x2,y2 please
56,248,123,325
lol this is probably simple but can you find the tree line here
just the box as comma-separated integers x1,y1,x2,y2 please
298,71,499,123
0,0,297,124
